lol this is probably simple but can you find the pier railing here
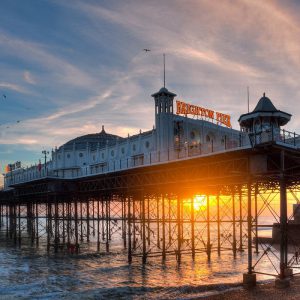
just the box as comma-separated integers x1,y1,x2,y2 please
249,128,300,147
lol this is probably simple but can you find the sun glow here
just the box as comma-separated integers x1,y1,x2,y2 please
193,195,207,211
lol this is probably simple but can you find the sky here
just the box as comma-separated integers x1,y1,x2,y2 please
1,0,300,179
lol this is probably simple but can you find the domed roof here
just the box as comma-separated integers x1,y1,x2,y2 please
61,126,124,151
253,93,277,112
238,93,291,127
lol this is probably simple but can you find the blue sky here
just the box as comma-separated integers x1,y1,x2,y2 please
1,0,300,180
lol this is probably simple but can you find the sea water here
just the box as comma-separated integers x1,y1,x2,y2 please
0,232,276,300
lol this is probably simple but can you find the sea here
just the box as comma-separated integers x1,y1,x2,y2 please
0,226,275,299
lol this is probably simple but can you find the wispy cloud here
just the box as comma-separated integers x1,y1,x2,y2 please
0,82,30,94
1,0,300,167
23,71,36,85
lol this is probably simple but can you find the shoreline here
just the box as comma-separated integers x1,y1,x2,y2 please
203,276,300,300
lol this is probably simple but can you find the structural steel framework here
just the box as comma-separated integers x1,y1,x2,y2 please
1,143,300,285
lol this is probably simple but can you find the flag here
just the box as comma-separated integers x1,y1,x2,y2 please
38,160,42,172
5,164,11,173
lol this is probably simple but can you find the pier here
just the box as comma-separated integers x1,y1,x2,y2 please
1,131,300,287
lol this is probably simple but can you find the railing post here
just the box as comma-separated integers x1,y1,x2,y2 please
271,124,274,141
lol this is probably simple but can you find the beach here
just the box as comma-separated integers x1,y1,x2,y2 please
206,278,300,300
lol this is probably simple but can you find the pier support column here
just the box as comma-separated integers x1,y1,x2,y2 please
206,195,211,261
243,181,256,288
86,199,90,242
35,202,39,246
18,203,21,247
177,195,182,263
191,196,195,260
275,150,290,288
105,197,109,252
254,184,259,254
217,192,221,256
232,191,237,258
156,196,160,250
97,199,100,252
239,188,244,252
142,192,147,264
162,195,166,261
128,195,132,263
74,197,79,254
121,197,126,249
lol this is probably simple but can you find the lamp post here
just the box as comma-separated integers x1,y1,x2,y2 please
42,150,49,176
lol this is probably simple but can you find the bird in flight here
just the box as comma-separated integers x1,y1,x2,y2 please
143,49,151,52
2,94,6,99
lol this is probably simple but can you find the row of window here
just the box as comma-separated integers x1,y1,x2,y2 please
58,141,151,160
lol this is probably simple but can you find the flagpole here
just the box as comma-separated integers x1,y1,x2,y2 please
163,53,166,88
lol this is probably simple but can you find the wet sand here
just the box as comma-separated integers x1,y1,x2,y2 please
205,277,300,300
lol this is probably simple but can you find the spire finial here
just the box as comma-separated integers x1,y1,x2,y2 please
263,92,265,97
163,53,166,88
101,125,105,133
247,86,250,113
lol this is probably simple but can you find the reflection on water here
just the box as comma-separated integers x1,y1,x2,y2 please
0,232,274,300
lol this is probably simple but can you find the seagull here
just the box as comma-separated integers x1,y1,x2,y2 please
17,120,20,123
2,94,6,99
143,49,151,52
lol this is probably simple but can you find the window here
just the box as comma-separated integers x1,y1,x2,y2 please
190,131,195,139
111,150,114,157
67,154,70,159
206,135,211,142
93,155,96,161
221,136,227,144
79,153,83,158
58,155,61,160
133,144,136,151
121,148,125,154
145,141,150,148
102,153,104,159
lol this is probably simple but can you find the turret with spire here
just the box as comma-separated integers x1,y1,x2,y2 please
238,93,291,143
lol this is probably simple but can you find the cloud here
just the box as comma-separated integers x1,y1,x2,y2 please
0,82,30,94
0,31,97,90
1,0,300,167
23,71,36,85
